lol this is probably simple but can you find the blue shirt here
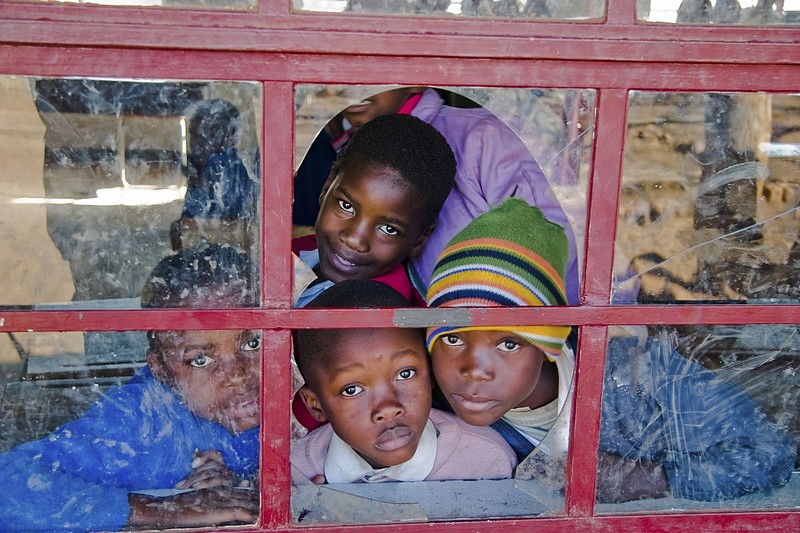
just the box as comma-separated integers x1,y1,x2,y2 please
0,367,259,532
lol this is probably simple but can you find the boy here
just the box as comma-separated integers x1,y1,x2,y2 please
293,112,456,307
171,99,259,253
293,87,588,304
426,198,796,502
0,243,260,531
291,279,517,484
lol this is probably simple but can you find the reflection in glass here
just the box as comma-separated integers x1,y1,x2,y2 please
614,91,800,303
0,328,262,530
22,0,256,10
294,84,598,303
640,0,800,24
294,0,605,20
0,76,261,312
597,325,799,511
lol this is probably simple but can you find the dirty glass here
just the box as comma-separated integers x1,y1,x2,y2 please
294,84,597,304
21,0,256,10
614,91,800,303
293,0,605,20
596,325,799,512
0,328,262,530
639,0,800,24
0,76,262,312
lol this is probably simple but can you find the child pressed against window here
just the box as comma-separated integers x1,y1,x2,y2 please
291,279,516,484
426,198,797,503
0,243,260,532
293,113,456,308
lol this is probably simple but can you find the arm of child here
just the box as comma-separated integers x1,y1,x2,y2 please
127,487,258,529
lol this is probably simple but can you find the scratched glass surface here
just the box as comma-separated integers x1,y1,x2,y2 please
0,76,262,311
294,0,605,20
639,0,800,25
19,0,256,10
0,328,262,530
614,91,800,303
596,325,799,512
294,84,596,304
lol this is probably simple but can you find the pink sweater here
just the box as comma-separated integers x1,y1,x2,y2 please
291,408,517,483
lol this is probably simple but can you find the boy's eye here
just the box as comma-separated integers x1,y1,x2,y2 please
378,224,399,236
440,334,463,347
243,335,261,351
338,199,354,214
497,339,521,352
397,368,416,381
340,384,364,397
189,354,215,368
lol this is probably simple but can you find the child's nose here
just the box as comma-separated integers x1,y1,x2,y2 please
371,394,405,423
340,219,370,253
461,350,495,382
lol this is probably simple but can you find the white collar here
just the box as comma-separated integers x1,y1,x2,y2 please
323,419,437,483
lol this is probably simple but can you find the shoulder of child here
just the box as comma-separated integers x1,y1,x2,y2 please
427,408,517,480
290,423,334,482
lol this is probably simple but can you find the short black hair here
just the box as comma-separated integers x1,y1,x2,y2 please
295,280,413,385
331,114,456,229
141,243,256,309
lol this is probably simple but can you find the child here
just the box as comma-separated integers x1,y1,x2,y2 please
293,87,585,304
0,243,260,531
171,99,259,252
293,112,456,307
426,198,796,502
291,279,517,484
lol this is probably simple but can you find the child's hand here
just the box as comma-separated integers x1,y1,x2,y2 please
177,449,252,490
127,487,258,528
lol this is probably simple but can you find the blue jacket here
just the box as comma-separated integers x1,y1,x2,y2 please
0,367,259,532
599,334,796,501
181,147,257,220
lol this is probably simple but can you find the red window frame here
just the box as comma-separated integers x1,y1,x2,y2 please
1,1,799,530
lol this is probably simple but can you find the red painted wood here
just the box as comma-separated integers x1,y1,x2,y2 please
1,0,799,529
583,89,628,305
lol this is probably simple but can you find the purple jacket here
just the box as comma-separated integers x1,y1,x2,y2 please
408,89,581,305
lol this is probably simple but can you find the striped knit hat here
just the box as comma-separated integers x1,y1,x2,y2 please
426,198,571,359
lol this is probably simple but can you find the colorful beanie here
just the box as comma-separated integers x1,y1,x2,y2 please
426,198,571,359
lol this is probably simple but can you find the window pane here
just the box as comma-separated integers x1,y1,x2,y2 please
19,0,257,10
290,322,576,523
0,328,262,530
639,0,800,25
293,85,594,306
0,76,261,310
294,0,605,21
597,325,799,511
614,91,800,303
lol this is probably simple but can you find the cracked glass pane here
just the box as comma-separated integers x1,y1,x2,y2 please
597,325,799,511
615,91,800,303
294,0,605,21
639,0,800,25
0,76,262,313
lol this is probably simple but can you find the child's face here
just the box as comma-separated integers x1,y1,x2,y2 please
430,330,546,427
148,329,261,434
300,328,432,469
315,165,430,283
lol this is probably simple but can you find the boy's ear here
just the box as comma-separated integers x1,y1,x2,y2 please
409,221,436,258
147,349,174,386
298,385,328,423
